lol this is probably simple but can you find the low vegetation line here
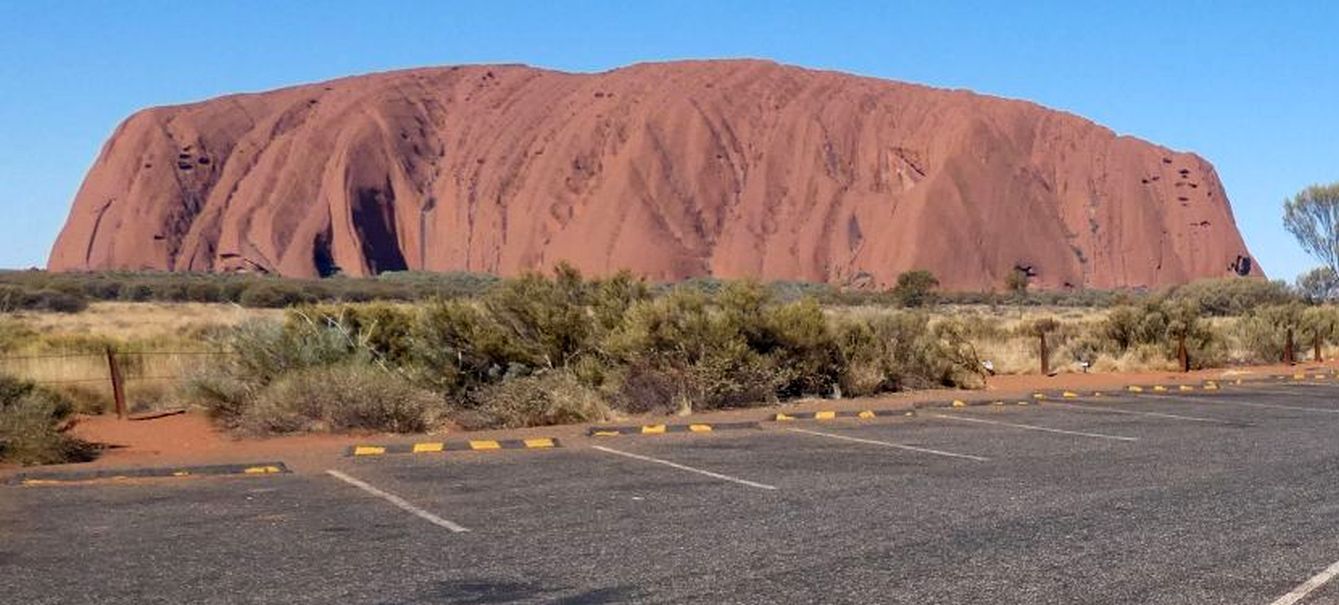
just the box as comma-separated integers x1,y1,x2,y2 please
3,266,1337,466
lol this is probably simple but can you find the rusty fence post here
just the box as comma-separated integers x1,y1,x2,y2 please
1177,333,1189,372
1315,333,1324,363
1038,332,1049,376
1284,327,1295,365
105,346,126,420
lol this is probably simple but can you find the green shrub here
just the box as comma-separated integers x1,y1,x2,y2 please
239,283,314,308
0,285,88,313
1059,332,1103,367
834,313,983,396
0,375,97,465
411,300,531,396
758,299,843,397
482,264,594,369
604,287,778,411
1301,306,1339,358
188,319,365,423
590,271,652,335
291,303,417,365
950,312,1011,341
185,281,223,303
605,361,688,414
833,319,894,397
462,370,609,430
240,364,444,434
1102,300,1221,368
1234,303,1303,363
892,270,940,308
1169,278,1295,316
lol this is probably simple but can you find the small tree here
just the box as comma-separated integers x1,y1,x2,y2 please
892,270,940,308
1296,267,1339,303
1283,182,1339,274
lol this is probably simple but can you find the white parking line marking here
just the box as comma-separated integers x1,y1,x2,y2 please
325,469,469,533
1043,401,1234,425
783,427,989,462
1149,394,1339,415
591,445,778,490
1233,385,1339,397
926,413,1139,441
1268,558,1339,605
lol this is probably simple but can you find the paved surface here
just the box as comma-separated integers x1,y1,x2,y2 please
5,382,1339,604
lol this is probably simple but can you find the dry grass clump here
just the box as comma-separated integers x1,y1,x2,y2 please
12,302,280,349
242,364,443,434
462,370,610,430
189,319,448,434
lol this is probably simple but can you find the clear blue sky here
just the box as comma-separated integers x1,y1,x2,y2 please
1,1,1335,281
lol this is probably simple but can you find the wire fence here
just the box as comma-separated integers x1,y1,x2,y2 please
0,350,239,415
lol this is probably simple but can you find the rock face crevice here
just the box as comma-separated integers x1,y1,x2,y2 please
49,60,1259,289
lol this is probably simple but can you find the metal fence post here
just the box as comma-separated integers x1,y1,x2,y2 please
1177,333,1189,372
105,346,126,420
1038,332,1049,376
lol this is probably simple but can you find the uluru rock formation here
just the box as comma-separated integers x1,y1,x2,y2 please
49,59,1258,289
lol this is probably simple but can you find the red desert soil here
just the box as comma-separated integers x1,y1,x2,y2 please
50,59,1257,290
10,362,1319,476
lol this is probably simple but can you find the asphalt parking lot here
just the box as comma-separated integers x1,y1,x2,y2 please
6,381,1339,604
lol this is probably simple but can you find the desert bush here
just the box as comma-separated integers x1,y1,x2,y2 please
239,283,314,308
758,298,844,397
834,313,982,396
0,270,502,308
1102,299,1222,369
0,285,88,313
605,361,688,414
767,280,836,303
184,281,223,303
291,303,417,365
589,271,652,335
949,312,1012,341
239,364,444,434
892,270,939,308
1168,277,1295,316
482,265,594,369
1058,332,1104,367
462,370,609,430
1233,303,1303,363
188,319,364,422
605,287,779,411
411,299,532,395
0,375,97,465
1301,306,1339,359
